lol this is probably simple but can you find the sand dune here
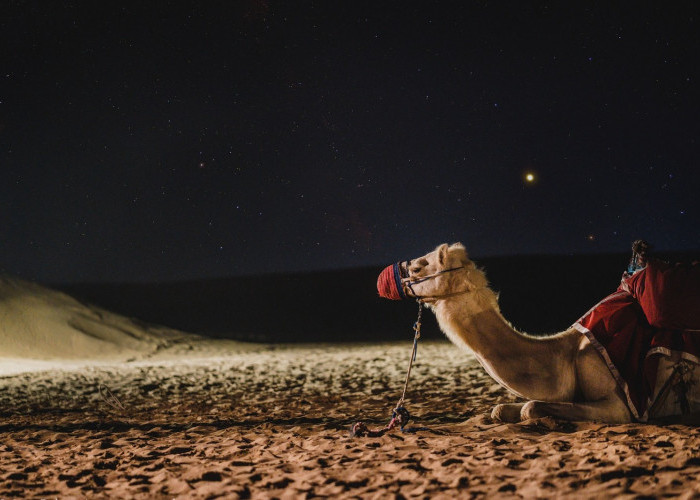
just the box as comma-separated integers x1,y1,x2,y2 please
0,276,193,374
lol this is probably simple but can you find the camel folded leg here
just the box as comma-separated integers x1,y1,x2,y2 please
491,403,527,423
520,399,632,423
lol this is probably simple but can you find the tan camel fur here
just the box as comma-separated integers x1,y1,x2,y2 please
402,243,638,423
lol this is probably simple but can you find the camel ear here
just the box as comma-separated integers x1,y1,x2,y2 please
438,243,449,266
449,243,468,264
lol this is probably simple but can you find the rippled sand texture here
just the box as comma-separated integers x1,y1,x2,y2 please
2,340,700,498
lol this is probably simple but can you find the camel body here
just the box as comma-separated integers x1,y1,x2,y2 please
401,243,699,423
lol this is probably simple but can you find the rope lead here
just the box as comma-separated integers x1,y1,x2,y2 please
351,300,424,437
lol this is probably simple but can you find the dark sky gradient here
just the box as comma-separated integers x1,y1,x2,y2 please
3,2,699,283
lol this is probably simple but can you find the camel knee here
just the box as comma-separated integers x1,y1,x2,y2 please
520,400,544,420
491,403,524,423
491,404,507,422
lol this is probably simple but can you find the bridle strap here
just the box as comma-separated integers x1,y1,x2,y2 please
401,265,470,300
401,266,465,287
413,289,472,302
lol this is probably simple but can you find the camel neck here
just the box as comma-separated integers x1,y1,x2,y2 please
434,290,577,401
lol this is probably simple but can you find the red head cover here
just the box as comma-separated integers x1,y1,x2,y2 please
377,262,406,300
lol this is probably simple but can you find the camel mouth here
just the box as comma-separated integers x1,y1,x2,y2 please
377,262,408,300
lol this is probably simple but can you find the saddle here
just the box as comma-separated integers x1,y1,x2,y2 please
575,242,700,421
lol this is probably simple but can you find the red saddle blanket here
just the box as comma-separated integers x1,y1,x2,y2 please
573,260,700,421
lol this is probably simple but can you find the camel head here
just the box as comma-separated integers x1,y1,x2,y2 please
378,243,483,301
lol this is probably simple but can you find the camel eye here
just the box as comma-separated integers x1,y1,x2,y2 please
410,258,429,274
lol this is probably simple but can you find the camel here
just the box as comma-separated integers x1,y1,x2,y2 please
391,243,699,424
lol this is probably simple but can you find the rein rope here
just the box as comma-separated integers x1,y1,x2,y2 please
398,300,423,407
351,300,427,437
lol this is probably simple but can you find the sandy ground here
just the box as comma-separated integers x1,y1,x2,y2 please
2,339,700,499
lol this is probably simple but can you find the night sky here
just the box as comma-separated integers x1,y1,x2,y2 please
3,2,699,283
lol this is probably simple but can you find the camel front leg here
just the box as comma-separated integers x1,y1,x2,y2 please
520,399,632,424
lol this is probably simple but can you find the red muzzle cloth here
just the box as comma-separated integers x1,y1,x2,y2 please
377,262,406,300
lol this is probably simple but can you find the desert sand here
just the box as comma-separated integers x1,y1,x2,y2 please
3,340,700,499
2,277,700,498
